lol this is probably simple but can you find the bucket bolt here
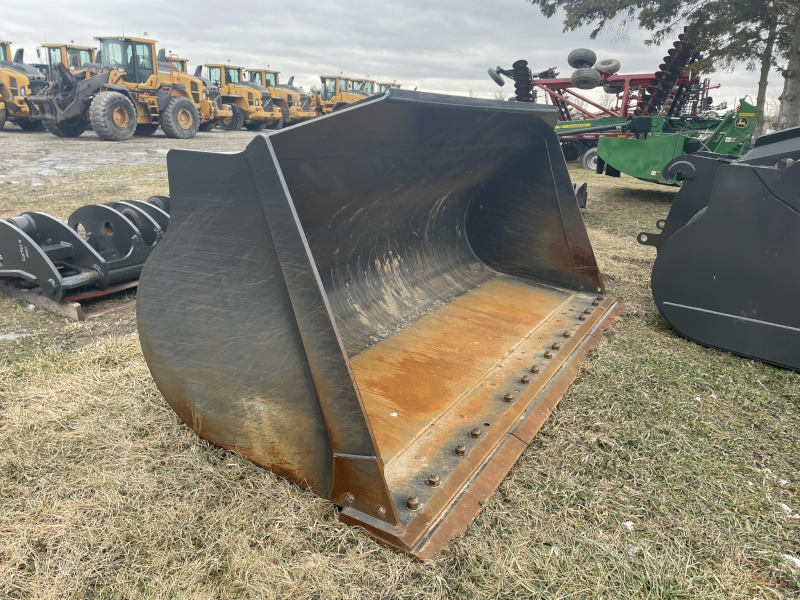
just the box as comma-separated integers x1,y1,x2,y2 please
530,365,540,374
378,506,387,516
346,492,355,502
579,314,587,321
470,427,483,439
427,474,441,487
584,309,592,314
504,392,515,402
455,444,468,456
407,496,421,510
551,342,561,350
544,350,553,359
563,331,572,338
521,375,530,384
592,300,600,306
597,296,604,301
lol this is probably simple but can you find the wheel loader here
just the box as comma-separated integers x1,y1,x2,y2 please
246,68,316,126
639,126,800,371
24,36,203,140
0,40,49,131
196,64,282,131
136,89,621,557
310,75,370,115
155,49,232,132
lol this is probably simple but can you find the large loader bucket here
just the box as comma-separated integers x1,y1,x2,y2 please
136,90,621,557
640,126,800,371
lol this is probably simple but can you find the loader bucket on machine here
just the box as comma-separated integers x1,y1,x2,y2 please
136,89,621,557
639,126,800,371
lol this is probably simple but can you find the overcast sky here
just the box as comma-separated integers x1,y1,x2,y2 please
2,0,780,110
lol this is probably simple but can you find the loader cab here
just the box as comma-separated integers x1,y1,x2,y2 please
201,64,244,88
319,76,338,102
170,57,187,73
377,82,400,93
95,36,156,85
247,69,278,88
38,44,96,81
350,78,376,94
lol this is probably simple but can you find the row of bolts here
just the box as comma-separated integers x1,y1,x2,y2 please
405,296,604,511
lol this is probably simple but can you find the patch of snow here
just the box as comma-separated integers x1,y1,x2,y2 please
622,521,635,531
0,333,27,341
25,304,36,311
627,545,641,558
779,479,789,486
785,554,800,569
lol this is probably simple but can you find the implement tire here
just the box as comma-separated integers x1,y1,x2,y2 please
580,147,599,171
245,122,266,132
17,118,45,131
44,117,87,138
198,120,217,132
90,91,137,141
219,104,244,131
0,109,6,131
161,97,200,139
135,123,159,137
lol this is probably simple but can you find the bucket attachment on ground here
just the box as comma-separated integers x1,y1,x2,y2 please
136,89,621,557
0,197,169,302
639,126,800,371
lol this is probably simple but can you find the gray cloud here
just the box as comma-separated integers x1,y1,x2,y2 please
3,0,775,108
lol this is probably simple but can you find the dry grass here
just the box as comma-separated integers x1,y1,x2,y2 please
1,160,799,599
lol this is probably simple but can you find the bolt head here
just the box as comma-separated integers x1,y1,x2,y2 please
530,365,540,374
470,427,483,439
345,492,355,502
378,506,387,515
407,496,421,510
521,375,530,384
503,392,515,402
551,342,561,350
584,308,592,314
592,300,599,306
427,474,441,487
579,314,587,321
455,444,467,456
544,350,553,359
563,331,572,338
597,296,604,301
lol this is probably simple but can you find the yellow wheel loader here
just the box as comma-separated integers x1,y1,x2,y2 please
310,75,370,115
0,40,49,131
156,49,231,133
246,68,316,126
196,64,281,131
24,36,203,140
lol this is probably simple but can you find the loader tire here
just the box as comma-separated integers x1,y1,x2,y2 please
219,104,244,131
0,109,6,131
90,91,137,141
44,117,87,138
571,68,602,90
567,48,597,69
245,122,267,132
581,147,599,171
161,97,200,139
265,115,284,130
198,120,217,132
135,123,159,136
17,118,45,131
595,58,621,74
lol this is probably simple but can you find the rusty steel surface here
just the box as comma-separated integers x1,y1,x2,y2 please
136,88,618,557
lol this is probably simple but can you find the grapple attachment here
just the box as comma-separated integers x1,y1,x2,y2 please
136,90,620,557
640,126,800,371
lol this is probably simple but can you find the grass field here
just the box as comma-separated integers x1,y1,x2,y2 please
1,147,799,599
